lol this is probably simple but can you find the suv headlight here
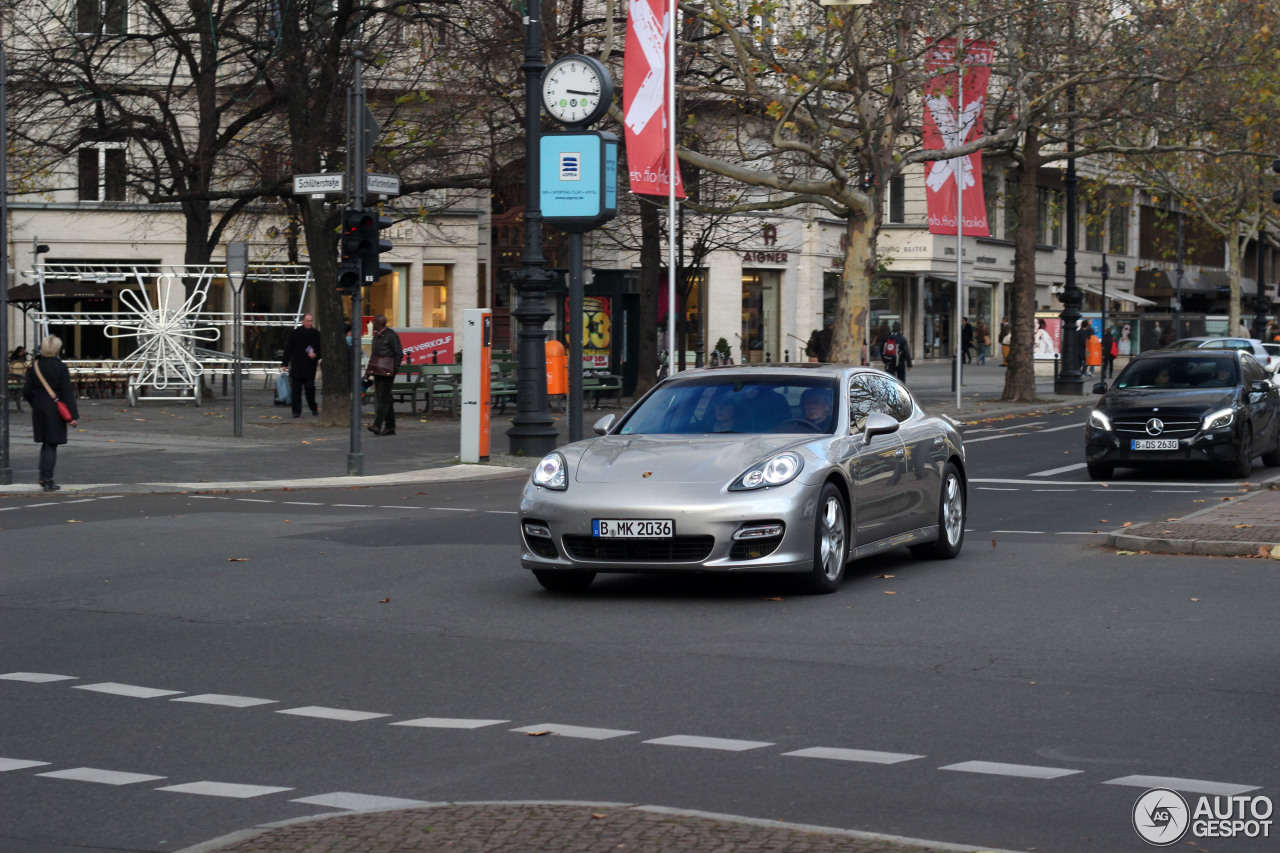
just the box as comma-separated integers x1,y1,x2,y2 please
1202,408,1235,431
532,452,568,490
1088,409,1112,431
730,452,803,491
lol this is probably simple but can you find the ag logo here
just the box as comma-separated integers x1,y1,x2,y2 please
1133,788,1189,845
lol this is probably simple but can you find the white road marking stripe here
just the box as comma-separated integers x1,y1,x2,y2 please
1055,532,1102,535
292,792,436,811
276,706,390,722
0,758,51,771
977,487,1018,491
964,421,1047,434
1153,490,1197,493
73,682,183,699
1103,775,1259,796
782,747,923,764
236,499,274,503
1034,422,1087,433
0,507,16,511
486,510,519,515
63,498,98,504
188,495,224,499
965,433,1029,443
379,506,408,509
992,530,1044,534
1029,463,1088,477
171,694,277,708
972,477,1238,488
644,735,774,751
0,672,77,683
158,781,293,798
511,723,638,740
24,503,58,508
38,767,167,785
283,501,324,506
394,717,510,729
332,504,372,508
941,761,1081,779
100,496,123,500
430,507,474,512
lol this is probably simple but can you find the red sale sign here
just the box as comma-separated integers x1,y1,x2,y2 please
923,39,995,236
398,328,455,364
624,0,684,198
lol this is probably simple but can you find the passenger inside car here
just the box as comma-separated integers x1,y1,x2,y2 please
798,387,834,432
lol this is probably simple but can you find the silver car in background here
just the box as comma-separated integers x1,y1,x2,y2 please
519,364,967,594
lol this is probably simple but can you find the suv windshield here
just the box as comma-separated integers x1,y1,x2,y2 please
617,375,839,435
1115,357,1237,389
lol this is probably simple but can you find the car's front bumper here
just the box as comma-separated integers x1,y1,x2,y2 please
518,479,819,574
1085,424,1242,467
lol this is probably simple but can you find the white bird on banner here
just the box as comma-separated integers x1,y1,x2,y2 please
925,95,984,193
626,0,668,135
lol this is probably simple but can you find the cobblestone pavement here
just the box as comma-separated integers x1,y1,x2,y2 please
181,802,1016,853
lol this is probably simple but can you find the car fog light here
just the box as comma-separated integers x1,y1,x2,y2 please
523,522,552,539
733,523,784,540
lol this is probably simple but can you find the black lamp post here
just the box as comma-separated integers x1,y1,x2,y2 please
506,0,559,458
1054,99,1084,395
1255,230,1270,339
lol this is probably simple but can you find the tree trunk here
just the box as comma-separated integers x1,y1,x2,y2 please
1002,134,1043,403
830,207,874,365
633,200,662,396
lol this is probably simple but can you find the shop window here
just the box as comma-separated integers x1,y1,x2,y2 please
422,265,451,327
76,0,128,34
78,145,127,202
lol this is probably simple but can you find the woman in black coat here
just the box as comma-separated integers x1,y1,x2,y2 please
22,335,79,492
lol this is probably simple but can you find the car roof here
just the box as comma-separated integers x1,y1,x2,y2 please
672,362,867,379
1172,336,1262,343
1137,348,1244,361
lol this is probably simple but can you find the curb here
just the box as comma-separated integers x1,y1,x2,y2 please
1106,476,1280,556
173,800,1025,853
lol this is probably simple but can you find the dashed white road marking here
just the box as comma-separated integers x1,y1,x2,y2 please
644,735,774,752
275,706,390,722
511,723,638,740
1103,775,1259,796
171,694,277,708
292,792,436,811
283,501,323,506
158,781,294,798
73,682,183,699
1029,463,1088,477
977,487,1018,491
236,498,274,503
431,507,474,512
1035,422,1087,434
332,504,372,508
783,747,923,765
394,717,510,729
940,761,1082,780
38,767,167,785
0,758,51,771
486,510,519,515
0,672,77,683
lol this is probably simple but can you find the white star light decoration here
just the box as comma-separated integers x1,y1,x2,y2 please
103,275,221,395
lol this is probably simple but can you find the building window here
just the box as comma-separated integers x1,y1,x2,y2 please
422,265,451,328
887,176,905,224
1108,204,1129,255
78,145,127,202
76,0,128,34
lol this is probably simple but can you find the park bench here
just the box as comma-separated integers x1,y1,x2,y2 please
582,371,623,408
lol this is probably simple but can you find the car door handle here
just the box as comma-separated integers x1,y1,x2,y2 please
893,448,906,459
932,436,945,447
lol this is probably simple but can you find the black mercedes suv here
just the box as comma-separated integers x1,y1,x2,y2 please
1084,349,1280,480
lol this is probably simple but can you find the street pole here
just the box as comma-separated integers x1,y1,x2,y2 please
1255,230,1269,339
347,51,367,476
226,243,248,438
506,1,558,458
0,41,10,485
1054,83,1084,395
1175,210,1184,338
568,232,584,442
1100,251,1109,357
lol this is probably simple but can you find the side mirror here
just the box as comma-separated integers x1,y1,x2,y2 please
593,413,616,435
862,411,900,445
1092,381,1108,394
1251,380,1270,394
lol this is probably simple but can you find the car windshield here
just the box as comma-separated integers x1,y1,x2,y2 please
1115,357,1237,389
617,374,839,435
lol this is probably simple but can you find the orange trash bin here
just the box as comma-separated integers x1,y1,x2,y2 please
545,340,568,395
1086,335,1102,368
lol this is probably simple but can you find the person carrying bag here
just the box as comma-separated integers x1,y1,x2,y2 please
22,335,79,492
366,315,403,436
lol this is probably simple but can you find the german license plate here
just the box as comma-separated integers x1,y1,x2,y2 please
1131,439,1178,450
593,519,674,538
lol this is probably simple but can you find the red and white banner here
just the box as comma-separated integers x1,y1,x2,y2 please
623,0,684,197
923,39,995,236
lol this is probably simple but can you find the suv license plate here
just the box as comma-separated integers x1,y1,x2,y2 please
1131,439,1179,450
593,519,674,538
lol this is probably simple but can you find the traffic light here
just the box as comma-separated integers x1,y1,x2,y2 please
356,209,394,283
337,208,365,295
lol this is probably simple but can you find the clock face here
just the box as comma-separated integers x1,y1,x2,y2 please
542,56,612,126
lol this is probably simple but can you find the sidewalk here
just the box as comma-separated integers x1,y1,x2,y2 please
179,801,1022,853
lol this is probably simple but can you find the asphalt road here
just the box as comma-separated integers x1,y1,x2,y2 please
2,411,1277,853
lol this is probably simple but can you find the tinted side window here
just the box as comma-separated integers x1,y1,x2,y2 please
1242,356,1266,383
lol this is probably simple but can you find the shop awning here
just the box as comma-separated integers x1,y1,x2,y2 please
1077,282,1158,307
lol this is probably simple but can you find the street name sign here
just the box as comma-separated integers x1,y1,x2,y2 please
292,173,345,196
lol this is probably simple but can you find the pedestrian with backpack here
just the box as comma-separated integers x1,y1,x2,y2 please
881,322,912,383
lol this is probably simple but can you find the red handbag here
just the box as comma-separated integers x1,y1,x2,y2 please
33,362,75,423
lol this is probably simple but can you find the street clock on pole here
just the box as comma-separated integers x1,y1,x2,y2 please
541,55,613,128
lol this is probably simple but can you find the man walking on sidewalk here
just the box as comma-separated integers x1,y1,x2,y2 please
281,313,322,417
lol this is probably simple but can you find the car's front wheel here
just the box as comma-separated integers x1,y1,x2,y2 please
1087,462,1113,481
803,483,847,594
1227,425,1254,479
911,461,965,559
532,569,596,592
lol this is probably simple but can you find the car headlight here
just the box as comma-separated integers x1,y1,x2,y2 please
1202,407,1235,431
532,452,568,490
730,452,803,491
1088,409,1112,431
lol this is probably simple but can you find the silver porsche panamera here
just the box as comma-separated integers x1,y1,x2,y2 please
519,364,967,593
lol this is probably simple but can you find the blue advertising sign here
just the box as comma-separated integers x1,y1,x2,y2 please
541,131,618,233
